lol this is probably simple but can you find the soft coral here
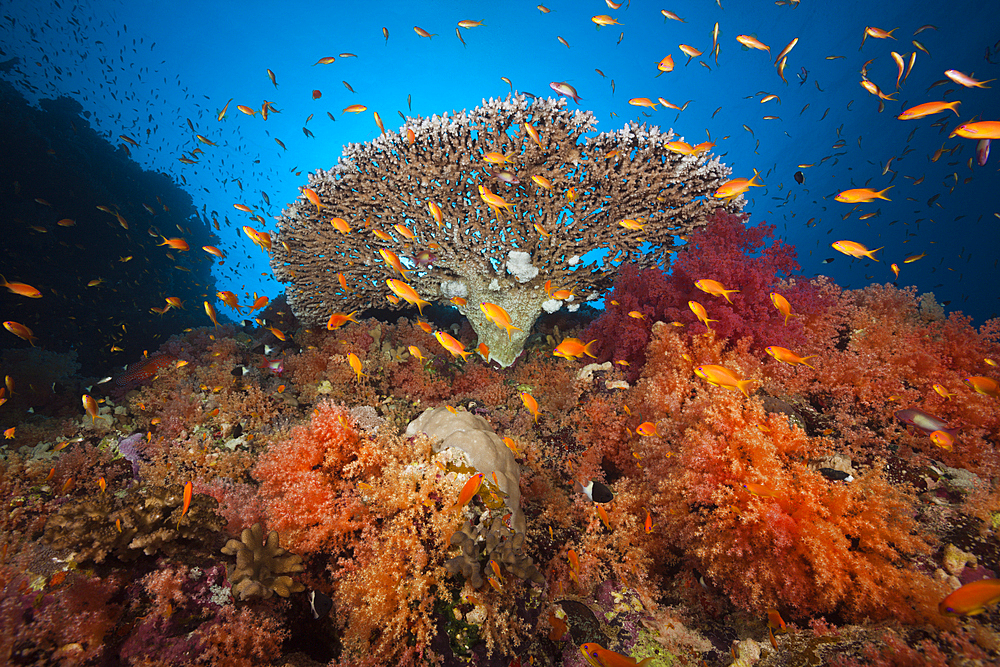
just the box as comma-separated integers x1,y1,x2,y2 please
254,401,381,554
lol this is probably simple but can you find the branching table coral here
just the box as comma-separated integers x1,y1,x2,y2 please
272,95,736,365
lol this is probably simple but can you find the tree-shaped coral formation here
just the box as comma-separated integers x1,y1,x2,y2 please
272,95,736,365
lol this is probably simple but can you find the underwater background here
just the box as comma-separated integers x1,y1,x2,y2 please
1,0,1000,665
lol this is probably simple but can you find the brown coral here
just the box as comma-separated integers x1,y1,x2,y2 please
272,95,735,365
43,484,224,563
221,523,305,600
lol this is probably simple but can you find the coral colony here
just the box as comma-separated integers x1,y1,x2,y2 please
2,98,1000,667
272,96,733,367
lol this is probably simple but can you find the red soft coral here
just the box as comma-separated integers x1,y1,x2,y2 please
254,401,381,553
586,210,814,381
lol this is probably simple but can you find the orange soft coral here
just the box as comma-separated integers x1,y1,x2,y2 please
634,323,947,623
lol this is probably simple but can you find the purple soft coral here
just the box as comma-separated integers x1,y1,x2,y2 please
116,432,145,478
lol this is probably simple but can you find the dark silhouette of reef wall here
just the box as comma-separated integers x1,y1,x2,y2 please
0,78,217,378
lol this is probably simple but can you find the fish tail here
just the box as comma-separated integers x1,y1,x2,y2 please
869,246,884,261
583,339,599,358
737,379,753,398
877,186,894,200
802,356,817,369
948,101,961,115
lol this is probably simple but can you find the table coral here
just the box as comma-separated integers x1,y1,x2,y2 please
272,95,735,366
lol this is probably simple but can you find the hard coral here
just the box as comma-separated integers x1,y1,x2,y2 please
43,484,224,563
273,95,736,366
221,522,305,600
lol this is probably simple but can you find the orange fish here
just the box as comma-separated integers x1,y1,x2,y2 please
202,245,225,259
413,26,436,39
643,507,654,533
480,302,521,340
770,292,792,325
688,300,718,330
0,275,41,298
434,330,471,361
713,171,764,198
553,338,598,360
939,579,1000,616
181,481,193,518
158,237,190,251
327,311,360,330
832,240,882,261
343,104,368,114
3,427,14,439
580,643,653,667
964,376,999,399
478,184,515,213
695,364,753,397
897,101,960,120
386,279,430,315
347,353,367,382
950,121,1000,140
331,218,351,234
932,383,954,400
929,430,954,452
944,70,995,89
3,321,37,346
428,201,444,225
737,35,770,55
82,394,100,422
524,122,542,148
766,346,816,369
217,291,242,313
636,421,658,437
204,301,220,329
835,186,893,203
453,472,484,509
408,345,426,361
860,79,896,101
743,482,779,497
656,55,675,72
303,187,325,210
695,279,739,303
520,392,541,422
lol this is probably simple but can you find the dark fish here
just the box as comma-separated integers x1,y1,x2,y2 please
818,468,853,482
794,171,804,184
821,257,835,264
575,480,614,504
309,590,333,619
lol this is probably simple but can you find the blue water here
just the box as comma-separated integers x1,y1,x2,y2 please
2,0,998,360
